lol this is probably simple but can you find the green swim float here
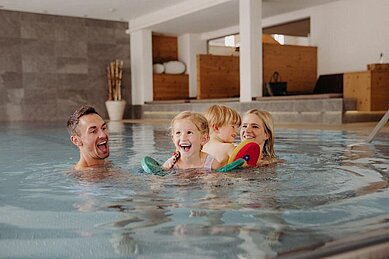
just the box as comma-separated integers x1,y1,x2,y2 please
141,156,168,176
140,156,245,175
215,158,245,172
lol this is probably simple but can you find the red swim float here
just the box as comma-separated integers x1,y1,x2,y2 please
228,140,260,167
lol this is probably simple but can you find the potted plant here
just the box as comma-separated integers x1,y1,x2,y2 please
105,59,126,120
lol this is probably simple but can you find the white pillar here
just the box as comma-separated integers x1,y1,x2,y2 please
130,30,153,105
178,33,207,98
239,0,262,102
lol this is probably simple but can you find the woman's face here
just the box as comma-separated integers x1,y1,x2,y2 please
240,113,269,146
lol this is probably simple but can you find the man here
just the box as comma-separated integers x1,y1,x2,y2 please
67,105,110,169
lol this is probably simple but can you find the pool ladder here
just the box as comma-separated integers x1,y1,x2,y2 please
366,109,389,143
348,109,389,148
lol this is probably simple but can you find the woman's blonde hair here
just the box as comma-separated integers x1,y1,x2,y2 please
170,111,209,136
205,105,241,130
244,109,276,158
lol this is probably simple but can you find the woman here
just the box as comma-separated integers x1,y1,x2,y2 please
240,109,277,165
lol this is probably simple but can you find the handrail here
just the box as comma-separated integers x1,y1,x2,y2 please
347,109,389,149
366,109,389,143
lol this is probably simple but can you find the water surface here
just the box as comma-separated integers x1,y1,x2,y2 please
0,122,388,258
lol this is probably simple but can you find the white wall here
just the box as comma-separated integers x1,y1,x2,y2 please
311,0,389,74
283,35,309,46
178,34,207,98
130,30,153,105
262,0,389,75
208,46,237,56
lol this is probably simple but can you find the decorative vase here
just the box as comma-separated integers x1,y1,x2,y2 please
105,100,126,121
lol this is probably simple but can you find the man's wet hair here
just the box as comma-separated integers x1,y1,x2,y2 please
67,105,100,136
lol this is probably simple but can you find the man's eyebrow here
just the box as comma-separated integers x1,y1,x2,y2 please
87,125,98,131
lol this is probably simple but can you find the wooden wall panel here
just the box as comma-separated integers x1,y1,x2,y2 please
263,43,317,94
197,54,240,99
344,70,389,111
152,35,178,63
153,74,189,100
196,44,317,99
371,70,389,111
343,71,371,111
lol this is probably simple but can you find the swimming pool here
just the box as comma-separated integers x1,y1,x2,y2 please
0,122,388,258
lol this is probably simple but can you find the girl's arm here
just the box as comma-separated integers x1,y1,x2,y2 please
162,151,180,170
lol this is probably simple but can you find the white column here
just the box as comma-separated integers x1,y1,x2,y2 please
239,0,262,102
178,33,207,98
130,29,153,105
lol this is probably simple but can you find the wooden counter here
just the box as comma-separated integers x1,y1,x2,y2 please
153,73,189,100
344,65,389,111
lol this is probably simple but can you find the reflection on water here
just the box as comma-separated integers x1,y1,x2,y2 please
0,123,388,258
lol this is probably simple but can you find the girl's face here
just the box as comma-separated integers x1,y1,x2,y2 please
240,113,269,146
171,119,208,157
216,124,238,143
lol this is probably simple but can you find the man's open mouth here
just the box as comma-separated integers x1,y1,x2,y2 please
97,140,108,153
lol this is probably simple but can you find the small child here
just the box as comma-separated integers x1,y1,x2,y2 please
203,105,241,165
240,109,277,165
162,111,221,171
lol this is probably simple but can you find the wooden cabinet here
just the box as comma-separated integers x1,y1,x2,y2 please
196,44,318,99
263,43,317,94
344,65,389,111
196,54,240,99
153,73,189,100
152,34,189,101
152,35,178,63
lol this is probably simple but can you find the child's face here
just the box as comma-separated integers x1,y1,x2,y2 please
217,124,238,143
240,113,269,146
171,119,208,157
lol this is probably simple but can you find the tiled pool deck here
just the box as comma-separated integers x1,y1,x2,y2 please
130,94,386,125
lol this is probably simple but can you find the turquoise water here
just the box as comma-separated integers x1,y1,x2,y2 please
0,122,388,258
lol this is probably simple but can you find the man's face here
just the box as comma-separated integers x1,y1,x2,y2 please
75,114,109,160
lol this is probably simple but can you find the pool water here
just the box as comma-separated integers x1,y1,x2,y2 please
0,122,388,258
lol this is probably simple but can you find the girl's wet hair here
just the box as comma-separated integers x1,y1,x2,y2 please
170,111,209,135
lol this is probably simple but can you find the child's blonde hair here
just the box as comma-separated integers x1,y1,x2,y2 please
205,105,241,129
170,111,209,135
244,109,276,159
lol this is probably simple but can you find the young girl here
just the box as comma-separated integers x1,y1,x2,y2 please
240,109,277,165
203,104,241,165
162,111,221,171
